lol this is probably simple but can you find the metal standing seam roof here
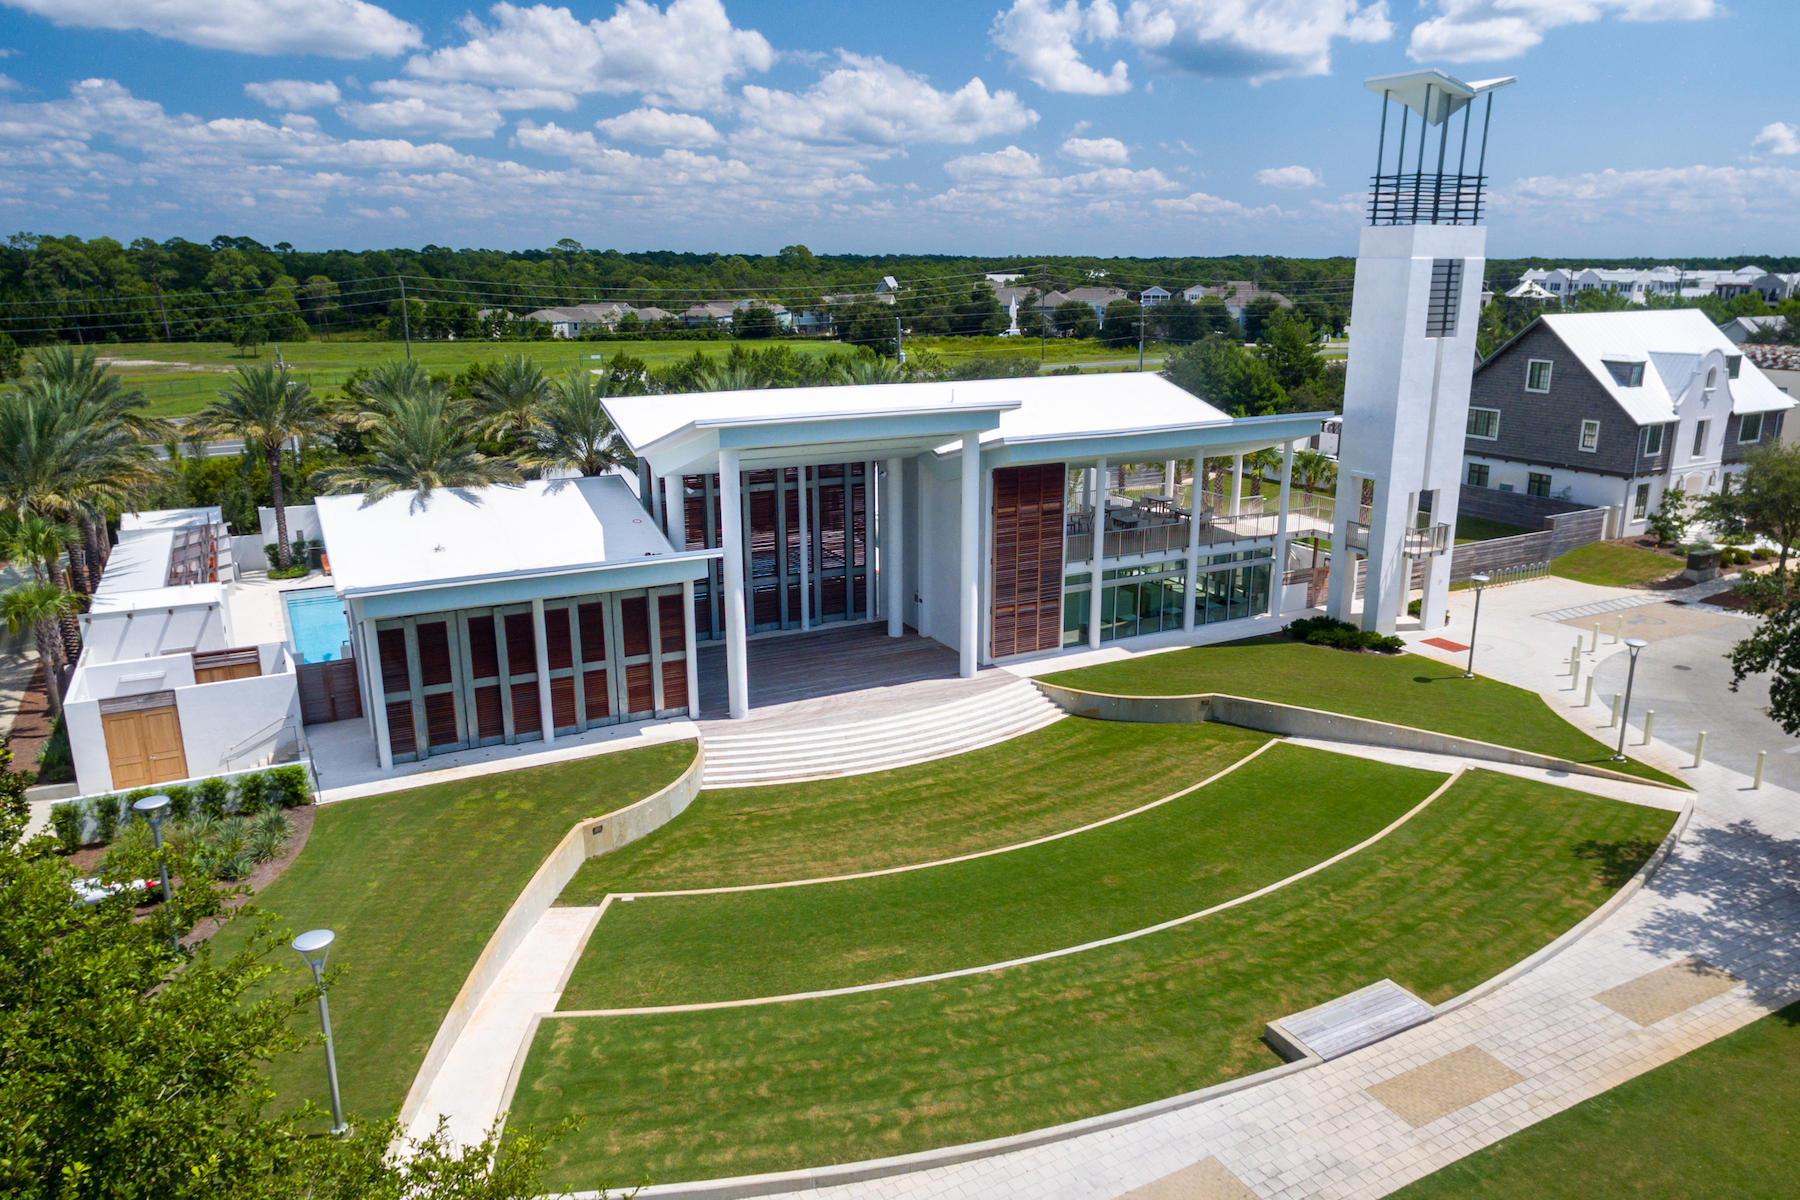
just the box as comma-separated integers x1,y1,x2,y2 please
1534,310,1796,423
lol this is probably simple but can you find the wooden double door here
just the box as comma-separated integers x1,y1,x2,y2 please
376,586,690,764
100,692,189,790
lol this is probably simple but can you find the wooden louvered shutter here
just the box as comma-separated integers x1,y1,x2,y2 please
377,628,410,693
416,622,453,687
619,597,650,657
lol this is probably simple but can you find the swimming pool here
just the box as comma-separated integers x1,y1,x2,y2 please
284,587,351,664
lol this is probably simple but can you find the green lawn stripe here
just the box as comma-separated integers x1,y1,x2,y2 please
513,771,1673,1187
560,744,1442,1008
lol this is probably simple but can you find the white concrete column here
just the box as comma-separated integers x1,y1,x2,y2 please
797,466,812,631
884,456,904,637
649,471,665,530
531,597,554,745
363,618,392,771
1230,453,1244,518
1272,440,1296,618
1089,457,1108,650
682,578,699,716
958,433,981,678
663,474,685,546
719,448,750,718
1163,459,1178,496
1182,453,1203,632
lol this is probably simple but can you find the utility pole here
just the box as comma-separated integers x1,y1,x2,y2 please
895,315,905,365
398,276,413,360
1138,310,1146,371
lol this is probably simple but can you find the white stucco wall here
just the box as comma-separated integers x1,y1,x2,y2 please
916,453,967,653
79,598,230,665
258,503,323,549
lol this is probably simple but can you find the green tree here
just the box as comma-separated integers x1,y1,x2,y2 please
519,369,636,477
1101,299,1143,349
1646,485,1690,546
0,581,75,713
734,303,781,339
950,286,1007,337
0,514,77,587
468,353,550,444
1052,300,1098,339
315,361,520,503
1728,600,1800,735
1163,336,1287,416
1702,444,1800,570
190,366,335,569
1258,311,1324,390
832,353,907,385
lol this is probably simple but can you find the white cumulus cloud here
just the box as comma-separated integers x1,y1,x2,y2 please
1407,0,1719,63
336,79,570,139
992,0,1131,95
1061,135,1129,165
737,54,1036,148
1121,0,1392,83
1,0,423,58
244,79,342,110
1255,164,1322,187
1753,121,1800,156
408,0,773,111
945,145,1044,182
595,106,721,147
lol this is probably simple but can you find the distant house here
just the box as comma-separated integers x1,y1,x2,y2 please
1179,281,1294,329
1752,271,1800,304
1505,279,1556,302
1519,263,1773,306
874,275,901,295
1722,315,1787,344
681,301,739,327
1139,286,1171,308
526,302,631,338
1463,310,1795,535
1040,286,1128,327
985,272,1023,286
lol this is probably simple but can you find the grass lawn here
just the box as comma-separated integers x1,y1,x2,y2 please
1551,540,1681,588
1456,515,1535,544
513,772,1673,1186
563,745,1440,1008
1039,638,1683,788
1390,1002,1800,1199
908,335,1168,367
558,719,1268,898
207,741,694,1126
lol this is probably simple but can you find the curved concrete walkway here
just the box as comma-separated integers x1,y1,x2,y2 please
647,579,1796,1200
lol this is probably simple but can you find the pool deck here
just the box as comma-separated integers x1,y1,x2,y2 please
224,568,330,649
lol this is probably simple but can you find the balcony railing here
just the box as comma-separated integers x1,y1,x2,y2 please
1367,171,1486,226
1344,518,1452,557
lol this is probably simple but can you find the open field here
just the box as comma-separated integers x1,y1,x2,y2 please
1391,1001,1800,1199
563,744,1439,1007
1551,540,1681,588
558,719,1268,898
1040,638,1683,787
71,335,1164,417
514,770,1673,1186
206,741,694,1125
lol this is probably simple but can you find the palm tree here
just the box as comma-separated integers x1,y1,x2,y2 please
314,362,519,504
831,355,907,386
470,353,550,444
0,514,78,586
1292,449,1337,500
189,365,334,569
697,363,768,392
0,350,164,591
1,581,76,717
519,370,637,478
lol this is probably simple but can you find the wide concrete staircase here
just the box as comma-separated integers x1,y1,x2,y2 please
699,677,1065,788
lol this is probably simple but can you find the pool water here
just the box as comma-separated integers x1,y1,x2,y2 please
285,587,351,664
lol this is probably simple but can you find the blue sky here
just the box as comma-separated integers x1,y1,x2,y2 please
1,0,1796,259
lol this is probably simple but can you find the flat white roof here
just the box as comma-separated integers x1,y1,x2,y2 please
935,373,1233,452
1538,310,1795,422
119,506,223,533
94,529,174,597
88,582,224,613
314,475,691,596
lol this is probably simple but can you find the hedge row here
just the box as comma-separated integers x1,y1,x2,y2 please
50,764,312,855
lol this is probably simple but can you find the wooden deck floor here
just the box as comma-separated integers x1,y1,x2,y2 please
694,622,1017,731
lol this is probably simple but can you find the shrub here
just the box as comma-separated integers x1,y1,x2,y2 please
248,809,295,863
1284,615,1402,654
163,783,193,820
234,771,268,816
267,563,310,580
197,776,230,819
1753,546,1775,561
89,795,122,844
265,764,312,809
0,737,28,828
50,801,82,853
263,542,281,568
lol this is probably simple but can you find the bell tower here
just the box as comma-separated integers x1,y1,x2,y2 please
1327,69,1514,634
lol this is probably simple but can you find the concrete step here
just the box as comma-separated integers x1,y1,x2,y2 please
703,693,1059,763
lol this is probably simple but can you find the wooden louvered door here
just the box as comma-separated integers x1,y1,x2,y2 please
542,601,581,734
458,611,507,747
615,592,658,719
989,463,1066,658
576,597,617,730
413,617,465,753
654,587,690,714
376,622,419,761
500,606,543,743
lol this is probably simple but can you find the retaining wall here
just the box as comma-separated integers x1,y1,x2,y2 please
1032,682,1676,790
396,741,705,1130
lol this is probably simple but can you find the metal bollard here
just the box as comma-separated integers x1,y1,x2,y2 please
1614,616,1624,645
1755,750,1768,790
1641,710,1654,746
1693,730,1706,769
1584,676,1596,708
1590,623,1599,653
1610,693,1622,728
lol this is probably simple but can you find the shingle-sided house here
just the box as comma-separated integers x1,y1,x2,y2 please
1463,310,1796,534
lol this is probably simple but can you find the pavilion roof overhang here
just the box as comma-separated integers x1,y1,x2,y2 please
631,405,1016,477
933,411,1332,470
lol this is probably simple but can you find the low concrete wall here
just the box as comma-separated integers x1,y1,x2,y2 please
397,741,705,1131
1033,682,1678,791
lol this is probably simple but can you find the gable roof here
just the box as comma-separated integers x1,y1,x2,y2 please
1519,310,1794,424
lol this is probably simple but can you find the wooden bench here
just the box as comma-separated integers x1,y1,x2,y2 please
1264,979,1435,1062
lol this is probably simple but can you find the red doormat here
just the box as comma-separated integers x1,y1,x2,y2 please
1421,637,1469,653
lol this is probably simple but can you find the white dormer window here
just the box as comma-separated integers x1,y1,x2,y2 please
1604,360,1645,387
1740,413,1765,443
1579,420,1601,452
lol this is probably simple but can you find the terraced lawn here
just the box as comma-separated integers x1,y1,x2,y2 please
1391,1001,1800,1199
558,718,1269,898
207,741,695,1126
1040,638,1683,787
561,744,1441,1008
514,771,1674,1187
